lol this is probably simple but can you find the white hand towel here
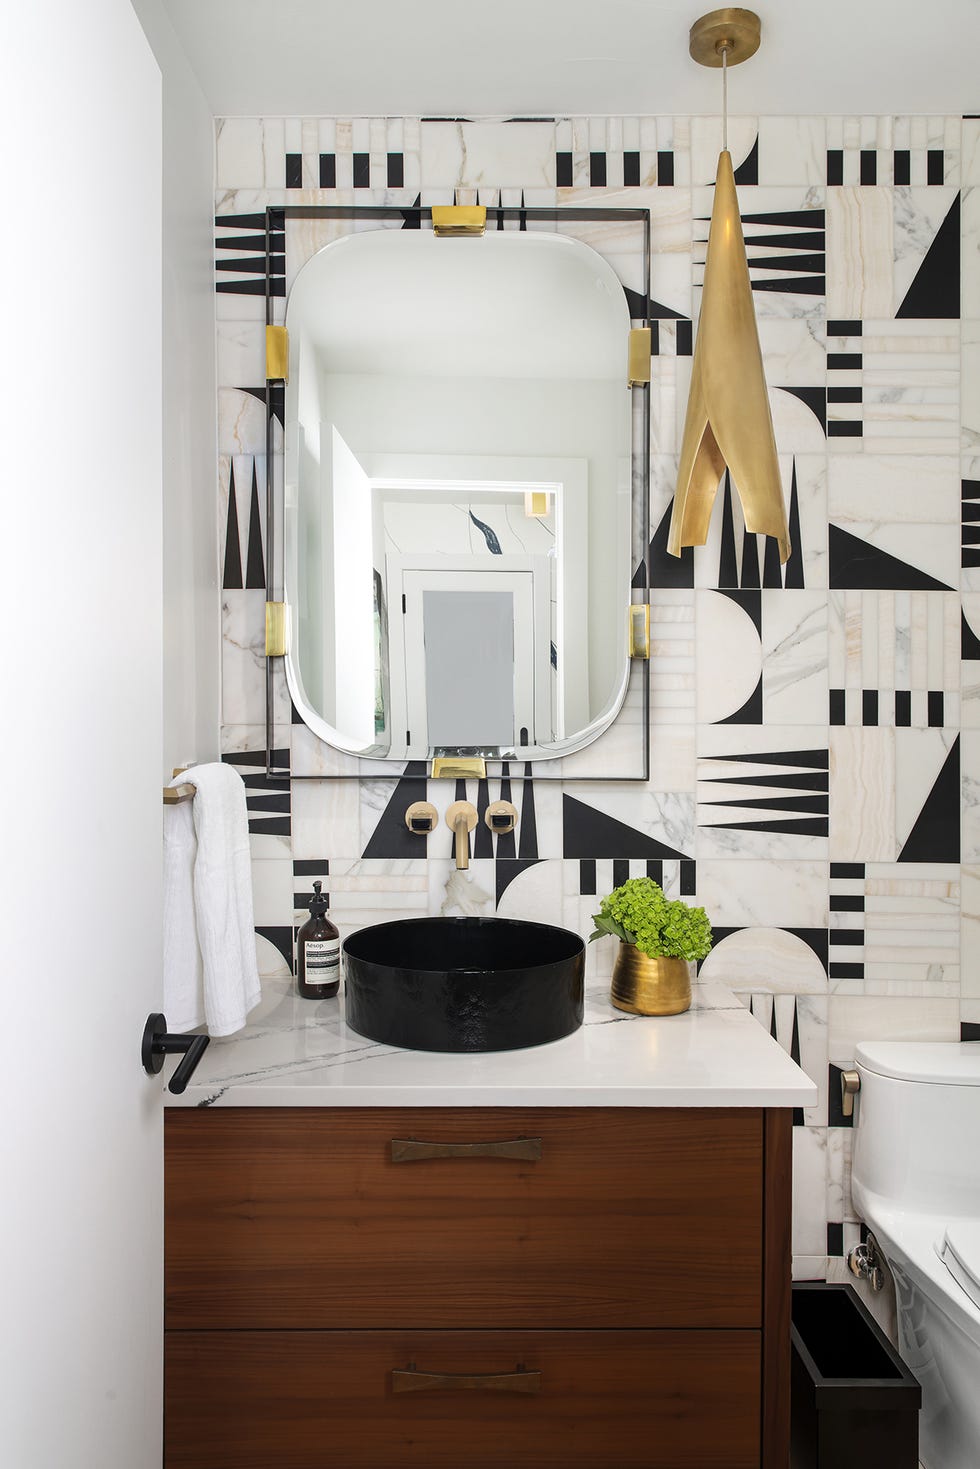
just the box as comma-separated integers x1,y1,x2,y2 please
163,763,262,1038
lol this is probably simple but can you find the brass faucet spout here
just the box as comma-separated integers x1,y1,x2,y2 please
454,815,470,870
445,801,478,870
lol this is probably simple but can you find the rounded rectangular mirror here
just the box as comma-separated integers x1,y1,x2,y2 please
282,217,645,764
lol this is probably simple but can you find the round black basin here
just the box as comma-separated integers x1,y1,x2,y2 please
342,916,585,1052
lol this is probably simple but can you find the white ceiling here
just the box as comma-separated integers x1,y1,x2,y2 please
160,0,978,119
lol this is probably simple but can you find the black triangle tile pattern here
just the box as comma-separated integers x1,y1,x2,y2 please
245,462,265,591
963,480,980,568
896,193,960,319
962,609,980,661
215,211,285,297
361,763,429,860
222,460,243,591
644,500,694,589
699,748,829,837
518,767,538,859
829,523,954,591
495,764,517,861
783,462,805,590
562,794,690,860
221,748,291,837
732,136,759,186
898,736,960,863
697,207,826,296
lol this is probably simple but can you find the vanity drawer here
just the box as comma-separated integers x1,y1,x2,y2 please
165,1107,763,1330
165,1328,761,1469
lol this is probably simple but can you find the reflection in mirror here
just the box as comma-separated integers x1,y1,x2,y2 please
283,227,634,762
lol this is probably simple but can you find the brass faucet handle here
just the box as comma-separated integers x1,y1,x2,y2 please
405,801,438,835
485,800,518,834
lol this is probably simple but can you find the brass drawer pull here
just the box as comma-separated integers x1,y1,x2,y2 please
390,1137,542,1163
392,1366,541,1394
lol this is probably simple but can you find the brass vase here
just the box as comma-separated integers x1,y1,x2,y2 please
610,944,692,1016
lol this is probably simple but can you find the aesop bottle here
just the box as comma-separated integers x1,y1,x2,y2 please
296,880,340,999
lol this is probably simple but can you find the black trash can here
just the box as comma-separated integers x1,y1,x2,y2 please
791,1282,921,1469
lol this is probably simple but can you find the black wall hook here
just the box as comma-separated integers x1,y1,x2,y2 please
141,1013,210,1095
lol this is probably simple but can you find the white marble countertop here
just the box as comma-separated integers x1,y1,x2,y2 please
164,976,817,1109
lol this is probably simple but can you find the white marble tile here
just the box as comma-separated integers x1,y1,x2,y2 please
826,187,894,318
894,729,957,851
828,453,959,525
420,120,556,190
216,118,266,189
216,320,265,390
427,859,497,918
567,785,695,860
792,1127,830,1257
962,731,980,862
221,590,267,727
694,860,828,929
961,866,980,1000
893,186,959,314
218,388,267,458
964,120,980,189
647,728,696,793
963,321,980,453
828,995,960,1065
689,116,759,188
702,927,829,995
495,858,565,925
695,591,762,725
762,591,829,725
829,728,896,863
793,1255,830,1282
250,857,294,926
290,776,361,860
757,118,826,187
290,725,361,778
254,933,292,981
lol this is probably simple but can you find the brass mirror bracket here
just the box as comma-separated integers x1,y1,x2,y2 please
431,205,487,237
265,602,288,657
628,328,652,387
266,325,289,381
689,8,761,67
405,801,438,835
485,800,518,834
629,604,651,659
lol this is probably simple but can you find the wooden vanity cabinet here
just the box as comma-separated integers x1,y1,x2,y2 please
164,1107,791,1469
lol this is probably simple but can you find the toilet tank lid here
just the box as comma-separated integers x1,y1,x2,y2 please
856,1041,980,1084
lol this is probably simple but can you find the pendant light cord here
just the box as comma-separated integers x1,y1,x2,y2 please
721,43,729,152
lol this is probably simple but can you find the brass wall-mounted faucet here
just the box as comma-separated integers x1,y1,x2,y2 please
445,802,478,870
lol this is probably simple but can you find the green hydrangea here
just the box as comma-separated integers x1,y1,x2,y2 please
589,877,713,962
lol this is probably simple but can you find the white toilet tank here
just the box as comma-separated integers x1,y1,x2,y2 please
852,1041,980,1218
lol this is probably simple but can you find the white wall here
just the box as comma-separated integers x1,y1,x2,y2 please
0,2,165,1464
131,0,220,773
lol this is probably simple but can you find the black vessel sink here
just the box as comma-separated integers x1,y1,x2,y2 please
342,917,585,1053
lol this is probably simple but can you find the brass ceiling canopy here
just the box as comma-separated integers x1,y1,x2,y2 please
669,7,792,565
689,8,761,67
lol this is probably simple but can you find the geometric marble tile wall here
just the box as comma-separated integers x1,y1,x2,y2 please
215,112,980,1279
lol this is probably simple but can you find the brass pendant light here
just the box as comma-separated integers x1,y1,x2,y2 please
669,8,791,564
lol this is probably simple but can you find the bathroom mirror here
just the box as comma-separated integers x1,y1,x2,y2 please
278,210,648,765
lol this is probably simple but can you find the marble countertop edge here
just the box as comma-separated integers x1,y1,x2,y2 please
164,977,818,1110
